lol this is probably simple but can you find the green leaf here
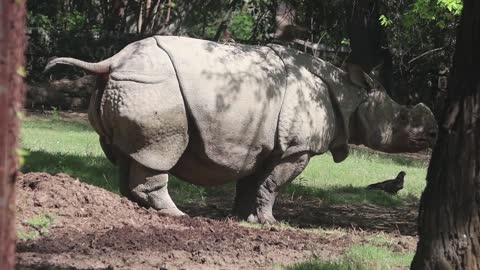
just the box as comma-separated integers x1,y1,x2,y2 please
379,15,393,27
16,148,30,167
17,66,27,78
437,0,463,14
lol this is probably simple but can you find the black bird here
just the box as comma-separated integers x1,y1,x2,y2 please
367,171,406,195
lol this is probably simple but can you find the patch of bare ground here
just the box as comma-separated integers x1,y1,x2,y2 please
16,172,417,269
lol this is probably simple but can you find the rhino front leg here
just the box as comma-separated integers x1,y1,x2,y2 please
234,152,310,224
127,160,185,216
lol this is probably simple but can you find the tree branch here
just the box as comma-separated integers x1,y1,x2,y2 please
408,47,444,65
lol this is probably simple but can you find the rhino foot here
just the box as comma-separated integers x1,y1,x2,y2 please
247,210,277,225
234,153,310,225
127,162,184,217
233,177,278,225
157,207,186,217
131,180,185,216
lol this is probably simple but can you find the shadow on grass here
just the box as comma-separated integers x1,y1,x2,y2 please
21,149,233,205
284,183,417,208
277,182,418,234
183,182,419,235
272,192,418,235
349,147,428,168
22,150,418,234
22,150,118,192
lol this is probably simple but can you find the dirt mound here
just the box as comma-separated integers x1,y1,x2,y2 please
16,172,353,270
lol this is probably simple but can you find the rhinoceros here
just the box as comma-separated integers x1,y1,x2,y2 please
45,36,437,224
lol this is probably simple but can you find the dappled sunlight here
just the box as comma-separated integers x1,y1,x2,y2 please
274,197,418,235
179,186,419,235
156,36,286,177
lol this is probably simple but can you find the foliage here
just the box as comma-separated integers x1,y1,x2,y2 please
404,0,462,28
27,12,53,30
437,0,463,14
371,0,460,107
230,12,255,41
379,15,393,27
56,10,86,32
25,0,462,115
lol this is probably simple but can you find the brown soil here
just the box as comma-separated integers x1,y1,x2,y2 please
16,172,417,270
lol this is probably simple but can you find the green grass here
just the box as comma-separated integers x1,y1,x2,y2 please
284,148,427,207
20,114,428,207
18,213,56,241
287,245,412,270
283,260,366,270
17,230,39,241
286,234,414,270
343,243,413,269
21,115,118,191
25,213,55,232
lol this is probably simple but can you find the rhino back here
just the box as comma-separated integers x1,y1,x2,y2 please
155,36,287,180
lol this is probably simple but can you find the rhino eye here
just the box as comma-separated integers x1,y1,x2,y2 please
398,112,409,123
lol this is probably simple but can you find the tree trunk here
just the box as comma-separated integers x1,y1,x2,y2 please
347,0,383,71
105,0,127,31
0,1,26,269
346,0,393,95
411,0,480,269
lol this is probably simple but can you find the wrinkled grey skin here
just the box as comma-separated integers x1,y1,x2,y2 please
45,36,437,224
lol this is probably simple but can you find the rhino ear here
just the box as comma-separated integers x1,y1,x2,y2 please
346,63,387,93
363,72,391,94
346,63,369,89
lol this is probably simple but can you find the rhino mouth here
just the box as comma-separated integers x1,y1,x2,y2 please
408,126,437,150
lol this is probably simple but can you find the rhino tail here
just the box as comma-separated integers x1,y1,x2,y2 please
44,57,113,74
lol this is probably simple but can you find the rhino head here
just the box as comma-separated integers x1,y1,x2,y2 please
347,78,438,153
268,44,438,161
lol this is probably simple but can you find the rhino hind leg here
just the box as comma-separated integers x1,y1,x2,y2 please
232,177,259,219
125,159,185,216
233,152,310,224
